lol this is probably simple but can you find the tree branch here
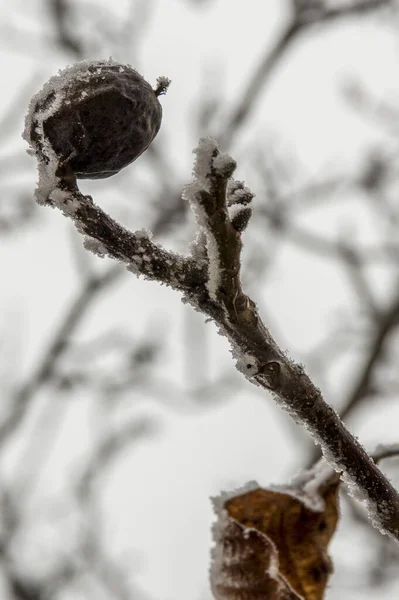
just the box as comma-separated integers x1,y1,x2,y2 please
33,137,399,542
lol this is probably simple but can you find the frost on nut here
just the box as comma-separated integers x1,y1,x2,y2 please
23,58,170,202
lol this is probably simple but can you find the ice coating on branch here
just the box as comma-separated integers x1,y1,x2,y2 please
188,230,208,261
339,469,398,538
212,152,236,178
296,419,399,538
48,187,80,215
227,179,254,206
226,178,254,232
83,236,108,258
282,459,336,512
189,139,236,187
126,258,143,276
133,228,153,241
205,232,221,302
191,137,218,190
235,353,258,378
228,203,253,233
183,138,225,302
154,75,171,96
228,203,248,221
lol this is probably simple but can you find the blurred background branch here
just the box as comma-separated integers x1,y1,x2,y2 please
1,0,399,598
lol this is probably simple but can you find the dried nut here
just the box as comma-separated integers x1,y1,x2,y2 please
24,59,170,179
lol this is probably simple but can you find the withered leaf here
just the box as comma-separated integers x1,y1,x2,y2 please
212,517,301,600
211,477,339,600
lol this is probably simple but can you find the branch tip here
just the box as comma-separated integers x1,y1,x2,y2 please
154,76,171,96
212,152,237,179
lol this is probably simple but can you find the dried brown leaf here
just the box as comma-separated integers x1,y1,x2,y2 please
211,478,339,600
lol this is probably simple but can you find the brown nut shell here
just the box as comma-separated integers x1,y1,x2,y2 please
24,59,166,179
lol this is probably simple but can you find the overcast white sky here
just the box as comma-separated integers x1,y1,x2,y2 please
1,1,399,599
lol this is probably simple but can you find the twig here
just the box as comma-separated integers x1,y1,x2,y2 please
50,0,83,56
338,241,381,318
45,167,207,294
219,20,301,148
219,0,391,147
0,266,121,450
38,137,399,541
339,294,399,421
259,202,399,264
373,443,399,463
77,418,156,502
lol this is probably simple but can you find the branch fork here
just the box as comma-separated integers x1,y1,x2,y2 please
31,136,399,542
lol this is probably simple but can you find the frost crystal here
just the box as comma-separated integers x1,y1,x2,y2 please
211,481,260,515
188,230,208,261
48,187,80,215
205,232,221,302
24,79,66,203
192,137,218,190
183,181,222,302
227,180,254,206
212,152,236,178
83,236,108,258
235,353,258,379
23,60,122,154
284,459,335,511
126,259,143,275
228,203,247,221
133,228,152,241
182,180,203,211
155,76,171,96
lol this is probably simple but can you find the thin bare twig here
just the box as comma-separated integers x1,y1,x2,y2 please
338,242,381,318
77,418,156,502
259,201,399,264
339,294,399,421
306,289,399,468
0,266,122,451
373,443,399,463
50,0,83,56
219,0,391,147
219,20,301,148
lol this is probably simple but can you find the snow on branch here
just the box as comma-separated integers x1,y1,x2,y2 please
47,171,205,294
183,137,250,303
26,121,399,542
